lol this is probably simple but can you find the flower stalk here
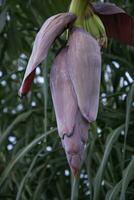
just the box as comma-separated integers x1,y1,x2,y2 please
69,0,107,47
69,0,88,27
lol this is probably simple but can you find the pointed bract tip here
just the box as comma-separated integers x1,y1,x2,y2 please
71,167,79,177
62,133,84,177
69,154,81,176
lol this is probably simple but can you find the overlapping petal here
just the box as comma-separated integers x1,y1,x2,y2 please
92,2,134,45
50,47,77,139
62,109,88,176
19,12,76,96
50,47,88,175
68,28,101,122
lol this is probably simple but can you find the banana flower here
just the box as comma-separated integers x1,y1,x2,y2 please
18,0,134,175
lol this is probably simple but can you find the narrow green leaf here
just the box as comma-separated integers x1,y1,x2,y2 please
86,137,97,199
106,181,122,200
0,128,57,186
0,10,6,33
93,124,125,200
16,149,44,200
71,175,79,200
106,157,134,200
120,156,134,200
122,83,134,169
0,110,34,146
33,179,46,200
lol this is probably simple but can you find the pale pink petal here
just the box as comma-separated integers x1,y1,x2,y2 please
68,28,101,122
19,12,76,96
62,109,89,176
50,47,77,138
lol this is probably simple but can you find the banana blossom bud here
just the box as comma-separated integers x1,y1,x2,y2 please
50,47,89,176
18,1,133,175
50,28,101,175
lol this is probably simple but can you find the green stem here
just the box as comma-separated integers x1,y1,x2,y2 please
69,0,88,27
71,175,79,200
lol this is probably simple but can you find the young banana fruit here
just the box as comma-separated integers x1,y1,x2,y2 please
84,13,107,47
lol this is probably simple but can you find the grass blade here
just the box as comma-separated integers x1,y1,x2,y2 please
120,156,134,200
71,175,79,200
93,124,125,200
0,110,34,146
0,128,56,186
106,181,122,200
122,83,134,170
16,148,44,200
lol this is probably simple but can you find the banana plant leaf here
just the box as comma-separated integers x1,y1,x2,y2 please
92,2,134,46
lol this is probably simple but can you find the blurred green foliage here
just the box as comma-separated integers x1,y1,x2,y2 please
0,0,134,199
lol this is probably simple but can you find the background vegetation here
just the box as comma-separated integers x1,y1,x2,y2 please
0,0,134,199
